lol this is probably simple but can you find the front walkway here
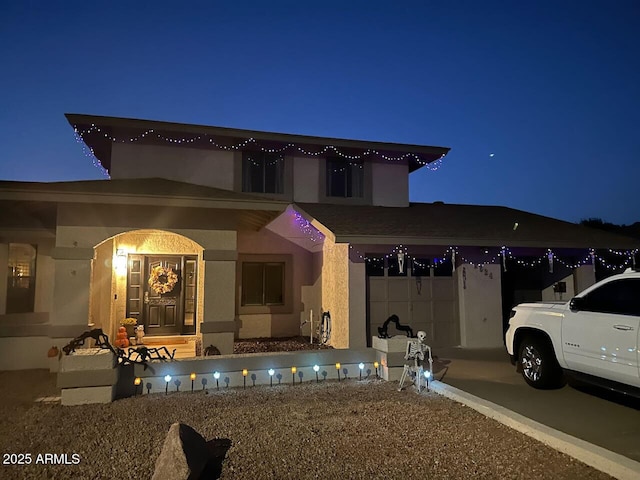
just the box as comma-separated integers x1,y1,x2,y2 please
433,347,640,463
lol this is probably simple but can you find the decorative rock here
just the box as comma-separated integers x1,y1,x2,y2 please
152,423,209,480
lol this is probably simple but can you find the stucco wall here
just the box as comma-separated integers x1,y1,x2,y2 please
541,273,575,302
56,225,234,252
321,239,350,348
300,252,323,340
293,156,320,203
110,143,235,190
457,264,504,348
348,260,366,348
371,161,409,207
237,229,313,338
34,240,54,313
90,239,115,335
574,265,596,294
0,244,7,314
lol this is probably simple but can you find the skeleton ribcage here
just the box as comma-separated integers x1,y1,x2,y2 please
407,341,423,360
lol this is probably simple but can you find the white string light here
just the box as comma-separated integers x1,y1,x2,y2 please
74,125,447,168
348,244,637,271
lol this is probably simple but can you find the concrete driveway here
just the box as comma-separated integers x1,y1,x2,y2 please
433,347,640,463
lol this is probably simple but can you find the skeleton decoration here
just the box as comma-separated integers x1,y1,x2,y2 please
398,330,433,393
397,252,405,274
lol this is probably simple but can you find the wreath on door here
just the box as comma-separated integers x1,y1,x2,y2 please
148,265,179,294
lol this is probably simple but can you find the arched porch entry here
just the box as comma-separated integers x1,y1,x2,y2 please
91,229,204,340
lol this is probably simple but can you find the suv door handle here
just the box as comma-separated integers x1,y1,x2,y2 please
613,324,633,331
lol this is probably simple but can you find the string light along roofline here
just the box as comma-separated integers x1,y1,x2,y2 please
65,113,449,175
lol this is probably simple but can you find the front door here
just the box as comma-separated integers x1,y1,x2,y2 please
126,254,197,336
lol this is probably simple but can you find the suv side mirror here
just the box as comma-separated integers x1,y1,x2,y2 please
569,297,584,312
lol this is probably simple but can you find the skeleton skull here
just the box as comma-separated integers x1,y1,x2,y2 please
417,331,427,343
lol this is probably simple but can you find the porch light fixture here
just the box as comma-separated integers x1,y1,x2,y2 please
374,361,379,379
359,362,365,380
313,364,320,383
242,369,248,389
213,371,220,390
268,368,275,387
336,363,341,381
190,373,196,392
291,366,297,385
115,249,127,274
164,375,172,395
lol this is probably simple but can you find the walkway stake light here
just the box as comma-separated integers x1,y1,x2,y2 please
336,363,341,381
423,370,431,390
291,366,297,385
164,375,171,395
213,371,220,390
134,377,141,395
190,373,196,392
242,369,248,389
374,361,379,379
313,364,320,383
268,369,275,387
359,362,365,380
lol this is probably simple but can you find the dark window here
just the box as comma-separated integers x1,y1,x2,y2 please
411,258,431,277
241,262,284,306
242,152,284,194
6,243,37,314
365,256,385,276
582,279,640,316
326,158,364,198
433,256,453,277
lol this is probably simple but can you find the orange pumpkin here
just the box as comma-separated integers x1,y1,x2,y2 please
114,327,129,348
47,346,59,358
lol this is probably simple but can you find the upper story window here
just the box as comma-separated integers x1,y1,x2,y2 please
242,152,284,194
6,243,37,314
326,157,364,198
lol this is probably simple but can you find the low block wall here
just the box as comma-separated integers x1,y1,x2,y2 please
58,349,118,406
132,348,376,394
372,335,411,381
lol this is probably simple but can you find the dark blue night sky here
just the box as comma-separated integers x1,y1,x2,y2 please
1,1,638,224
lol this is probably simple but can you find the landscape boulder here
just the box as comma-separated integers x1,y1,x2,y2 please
152,423,209,480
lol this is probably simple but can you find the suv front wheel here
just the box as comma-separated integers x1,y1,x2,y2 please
518,336,565,389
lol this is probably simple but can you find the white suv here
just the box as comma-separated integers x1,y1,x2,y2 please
505,268,640,394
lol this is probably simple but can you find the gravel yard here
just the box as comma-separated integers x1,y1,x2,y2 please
0,370,612,480
233,336,333,354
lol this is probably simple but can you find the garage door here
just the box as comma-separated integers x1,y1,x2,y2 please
368,269,459,348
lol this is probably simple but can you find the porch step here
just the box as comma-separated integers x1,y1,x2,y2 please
142,336,195,346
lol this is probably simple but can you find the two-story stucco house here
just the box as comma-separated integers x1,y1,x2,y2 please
1,114,638,370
